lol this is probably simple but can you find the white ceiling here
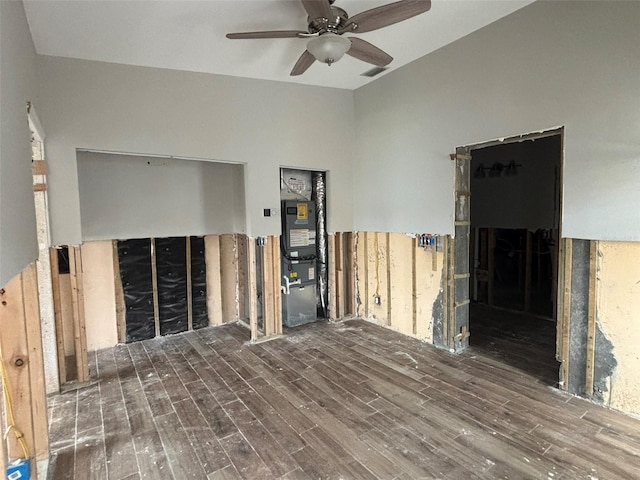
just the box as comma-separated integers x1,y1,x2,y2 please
24,0,534,90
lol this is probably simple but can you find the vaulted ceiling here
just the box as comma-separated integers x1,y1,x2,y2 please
24,0,533,90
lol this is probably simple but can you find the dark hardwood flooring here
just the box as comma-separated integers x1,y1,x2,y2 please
469,303,560,386
47,319,640,480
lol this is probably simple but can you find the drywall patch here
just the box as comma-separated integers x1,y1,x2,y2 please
593,322,617,403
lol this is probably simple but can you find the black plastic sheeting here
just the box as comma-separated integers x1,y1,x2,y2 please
190,236,209,330
156,237,189,336
118,236,210,342
118,239,155,342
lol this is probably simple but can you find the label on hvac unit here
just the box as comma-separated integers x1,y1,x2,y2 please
290,229,310,247
308,267,315,280
309,230,316,245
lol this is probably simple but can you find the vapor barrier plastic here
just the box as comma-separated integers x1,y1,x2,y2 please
156,237,189,336
118,239,155,342
190,236,209,329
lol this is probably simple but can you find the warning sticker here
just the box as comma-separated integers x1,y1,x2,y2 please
290,229,309,247
309,229,316,245
297,203,308,221
308,267,315,280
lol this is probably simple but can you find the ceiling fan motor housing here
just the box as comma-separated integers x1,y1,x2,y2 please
308,7,348,35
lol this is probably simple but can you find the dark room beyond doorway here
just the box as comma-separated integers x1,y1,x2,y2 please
468,133,562,385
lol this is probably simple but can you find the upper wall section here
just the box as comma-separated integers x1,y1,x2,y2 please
37,57,355,245
353,1,640,241
0,1,39,286
77,152,245,241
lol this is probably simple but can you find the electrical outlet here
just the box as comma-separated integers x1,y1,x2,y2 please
374,295,381,305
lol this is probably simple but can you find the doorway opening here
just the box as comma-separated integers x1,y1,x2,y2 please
468,131,562,386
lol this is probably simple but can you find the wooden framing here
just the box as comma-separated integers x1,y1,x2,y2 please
328,234,337,321
31,159,47,175
585,240,598,397
204,235,223,325
150,238,161,338
559,238,573,390
247,239,258,342
50,248,67,384
0,263,49,471
261,236,282,337
68,246,89,383
186,237,193,331
112,241,126,343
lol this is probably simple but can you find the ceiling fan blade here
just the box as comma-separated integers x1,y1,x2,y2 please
290,50,316,76
226,31,307,40
300,0,333,20
341,0,431,34
346,38,393,67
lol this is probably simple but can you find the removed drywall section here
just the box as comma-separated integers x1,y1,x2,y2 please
81,241,118,351
356,232,441,344
597,241,640,416
77,152,245,241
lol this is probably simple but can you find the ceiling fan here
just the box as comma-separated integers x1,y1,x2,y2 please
226,0,432,76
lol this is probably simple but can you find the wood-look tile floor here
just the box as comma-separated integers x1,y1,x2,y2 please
47,319,640,480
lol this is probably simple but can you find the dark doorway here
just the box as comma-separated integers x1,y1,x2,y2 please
468,133,562,385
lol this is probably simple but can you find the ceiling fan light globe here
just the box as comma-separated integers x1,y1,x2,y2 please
307,33,351,65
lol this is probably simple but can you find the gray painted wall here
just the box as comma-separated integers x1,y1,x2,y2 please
37,57,355,245
354,1,640,241
77,152,245,241
0,1,39,286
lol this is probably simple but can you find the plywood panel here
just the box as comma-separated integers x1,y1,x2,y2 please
82,241,118,351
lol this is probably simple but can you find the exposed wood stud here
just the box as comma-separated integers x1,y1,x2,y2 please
50,248,67,384
442,236,449,347
247,239,258,342
363,233,369,317
69,247,89,382
33,183,47,192
112,241,126,344
272,236,283,336
447,235,456,350
186,237,193,331
412,237,418,336
560,238,573,390
150,238,161,337
328,234,337,321
348,232,357,316
585,240,598,398
385,232,392,327
262,237,276,336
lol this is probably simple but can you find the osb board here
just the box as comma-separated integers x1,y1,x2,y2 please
596,241,640,417
58,274,76,354
81,241,118,351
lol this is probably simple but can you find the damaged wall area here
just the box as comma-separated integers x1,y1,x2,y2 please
355,232,443,344
596,241,640,416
